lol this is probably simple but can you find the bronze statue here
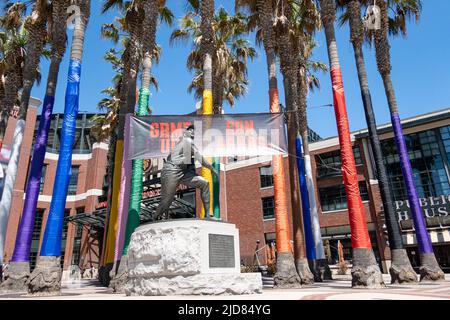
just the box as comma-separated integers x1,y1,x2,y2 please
154,125,218,220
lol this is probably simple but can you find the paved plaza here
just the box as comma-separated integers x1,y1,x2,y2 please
0,275,448,300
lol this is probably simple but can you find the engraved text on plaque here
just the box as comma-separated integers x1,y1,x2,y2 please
208,234,235,268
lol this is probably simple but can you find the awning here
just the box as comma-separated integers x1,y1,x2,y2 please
66,209,107,228
403,229,450,246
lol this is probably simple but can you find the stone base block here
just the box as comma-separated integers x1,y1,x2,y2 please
125,219,262,296
0,261,29,293
351,248,385,289
27,256,62,296
389,249,418,284
125,273,262,296
419,253,445,282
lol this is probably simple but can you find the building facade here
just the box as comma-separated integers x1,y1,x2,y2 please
1,104,108,279
226,108,450,273
1,106,449,280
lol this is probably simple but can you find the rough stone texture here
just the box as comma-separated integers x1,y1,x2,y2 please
274,252,302,288
0,261,29,293
125,273,262,296
351,248,386,289
27,256,62,296
389,249,418,284
296,258,315,284
419,253,445,282
109,256,128,294
125,220,261,296
317,259,333,280
128,226,202,277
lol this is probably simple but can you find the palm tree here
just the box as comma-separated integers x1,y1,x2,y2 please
0,0,48,287
120,0,171,285
104,0,172,292
237,0,301,288
199,0,215,219
318,0,384,288
334,0,417,284
295,31,332,280
27,0,91,295
0,2,27,151
99,0,144,287
0,0,70,293
274,0,315,285
170,6,257,113
174,4,256,217
372,0,444,281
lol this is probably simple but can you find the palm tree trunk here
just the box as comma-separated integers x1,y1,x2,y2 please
346,0,416,284
256,0,300,288
277,2,314,283
200,0,215,219
0,1,47,285
122,0,156,263
28,0,91,296
283,76,315,284
296,66,331,279
0,66,22,151
374,0,444,282
108,5,143,292
1,0,70,292
1,58,65,293
319,0,384,288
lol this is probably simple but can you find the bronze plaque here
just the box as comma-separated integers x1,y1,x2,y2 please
208,234,235,268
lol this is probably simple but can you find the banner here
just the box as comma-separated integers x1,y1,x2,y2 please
128,113,288,160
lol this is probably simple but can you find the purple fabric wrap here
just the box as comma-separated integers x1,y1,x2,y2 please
114,114,132,261
391,113,433,254
11,96,55,262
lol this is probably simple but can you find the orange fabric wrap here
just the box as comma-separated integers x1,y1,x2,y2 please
330,68,372,249
269,88,291,253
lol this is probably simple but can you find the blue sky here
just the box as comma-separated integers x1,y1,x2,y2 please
30,0,450,139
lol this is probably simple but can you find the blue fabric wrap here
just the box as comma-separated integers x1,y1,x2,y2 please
40,60,81,256
296,135,316,260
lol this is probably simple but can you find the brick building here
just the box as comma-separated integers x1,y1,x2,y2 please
223,108,450,274
1,104,449,280
1,101,108,279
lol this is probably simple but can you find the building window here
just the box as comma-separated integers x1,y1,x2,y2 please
60,209,71,269
30,209,45,271
71,207,84,266
319,182,369,212
382,127,450,201
353,146,362,165
262,197,275,220
62,209,71,241
32,209,44,241
39,165,47,194
259,166,273,188
29,252,38,272
440,125,450,163
68,166,79,195
316,146,362,179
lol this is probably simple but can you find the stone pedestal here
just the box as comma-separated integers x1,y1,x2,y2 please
124,219,262,296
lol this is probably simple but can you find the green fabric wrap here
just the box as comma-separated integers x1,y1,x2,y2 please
212,158,220,219
122,88,150,256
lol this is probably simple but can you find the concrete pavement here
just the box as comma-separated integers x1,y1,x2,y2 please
0,274,449,300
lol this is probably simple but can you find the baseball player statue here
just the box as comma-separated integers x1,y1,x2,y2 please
154,124,218,220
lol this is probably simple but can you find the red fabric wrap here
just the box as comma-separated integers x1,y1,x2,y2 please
330,68,372,249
